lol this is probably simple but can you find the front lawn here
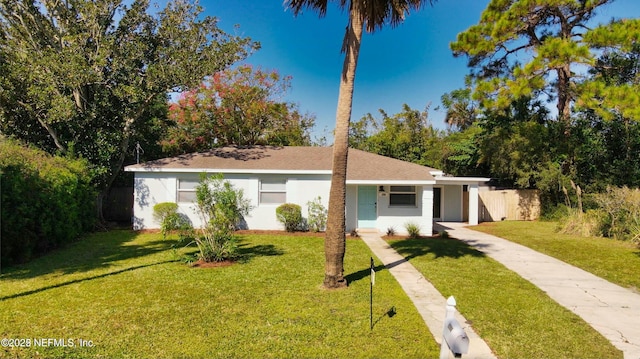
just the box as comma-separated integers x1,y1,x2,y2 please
389,236,622,359
0,231,438,359
472,221,640,291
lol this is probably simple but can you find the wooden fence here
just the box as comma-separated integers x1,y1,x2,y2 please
103,187,133,223
478,189,540,221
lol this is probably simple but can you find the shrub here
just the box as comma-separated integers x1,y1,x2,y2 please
404,222,421,239
558,209,601,237
307,196,327,232
276,203,303,232
184,173,252,263
153,202,192,239
0,140,95,268
593,186,640,241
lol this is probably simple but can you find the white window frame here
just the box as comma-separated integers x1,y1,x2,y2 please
259,178,287,205
389,185,417,207
177,178,199,203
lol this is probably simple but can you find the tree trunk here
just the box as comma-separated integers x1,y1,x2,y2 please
556,64,572,135
97,116,135,223
323,3,363,289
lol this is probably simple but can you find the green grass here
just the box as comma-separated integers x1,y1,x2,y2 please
471,221,640,291
0,231,438,359
389,237,622,359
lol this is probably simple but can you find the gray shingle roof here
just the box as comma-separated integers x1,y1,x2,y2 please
125,146,437,182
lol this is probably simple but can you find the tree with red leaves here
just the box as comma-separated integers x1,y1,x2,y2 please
162,65,315,155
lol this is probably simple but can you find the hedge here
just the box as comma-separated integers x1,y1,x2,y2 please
0,140,95,268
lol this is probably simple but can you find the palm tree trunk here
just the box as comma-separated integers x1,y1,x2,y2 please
324,3,363,289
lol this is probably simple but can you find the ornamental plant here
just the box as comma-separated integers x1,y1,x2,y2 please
276,203,303,232
188,173,252,262
307,196,327,232
153,202,192,239
404,222,421,239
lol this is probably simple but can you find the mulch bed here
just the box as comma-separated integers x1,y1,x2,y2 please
235,229,326,237
191,259,236,268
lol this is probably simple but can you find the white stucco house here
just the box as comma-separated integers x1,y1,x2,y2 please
125,146,489,235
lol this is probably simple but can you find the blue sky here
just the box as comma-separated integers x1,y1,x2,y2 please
199,0,640,140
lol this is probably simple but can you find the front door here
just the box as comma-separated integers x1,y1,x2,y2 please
357,186,377,228
433,187,442,220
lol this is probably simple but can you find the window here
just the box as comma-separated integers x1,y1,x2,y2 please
177,178,199,203
389,186,417,206
260,179,286,204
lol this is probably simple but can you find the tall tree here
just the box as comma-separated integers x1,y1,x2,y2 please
0,0,256,209
362,104,436,166
284,0,435,289
450,0,613,133
579,19,640,120
161,65,315,155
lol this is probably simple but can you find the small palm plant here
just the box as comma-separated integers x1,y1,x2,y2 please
404,222,421,239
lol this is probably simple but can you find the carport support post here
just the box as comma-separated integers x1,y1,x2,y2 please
468,184,479,226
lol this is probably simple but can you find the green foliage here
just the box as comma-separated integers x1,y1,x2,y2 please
161,65,315,155
440,87,479,130
593,186,640,242
558,209,601,238
349,104,445,168
451,0,613,127
306,196,327,232
0,0,256,191
152,202,191,239
187,173,252,262
276,203,304,232
404,222,421,239
153,202,178,224
0,140,95,267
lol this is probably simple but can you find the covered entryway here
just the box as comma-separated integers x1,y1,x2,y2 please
357,185,377,228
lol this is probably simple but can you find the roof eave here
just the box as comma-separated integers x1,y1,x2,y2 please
124,167,333,175
346,179,436,185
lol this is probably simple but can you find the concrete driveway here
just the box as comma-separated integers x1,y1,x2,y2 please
437,222,640,359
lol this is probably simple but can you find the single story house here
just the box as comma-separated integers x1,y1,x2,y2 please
125,146,489,235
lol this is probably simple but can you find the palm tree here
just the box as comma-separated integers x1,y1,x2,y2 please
441,88,478,131
284,0,436,289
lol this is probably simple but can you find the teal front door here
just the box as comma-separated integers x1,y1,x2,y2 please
357,186,377,228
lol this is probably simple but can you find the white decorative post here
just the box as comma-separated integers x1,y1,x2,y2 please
440,296,469,359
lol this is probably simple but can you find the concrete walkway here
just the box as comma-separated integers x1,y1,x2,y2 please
359,231,497,359
437,222,640,359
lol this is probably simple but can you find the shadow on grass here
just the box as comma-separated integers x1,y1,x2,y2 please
345,264,386,284
237,242,285,262
389,237,486,263
1,230,179,280
372,306,397,329
0,260,175,302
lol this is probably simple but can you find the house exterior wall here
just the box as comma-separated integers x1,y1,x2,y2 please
133,173,434,235
133,172,333,230
346,184,433,236
345,185,358,233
